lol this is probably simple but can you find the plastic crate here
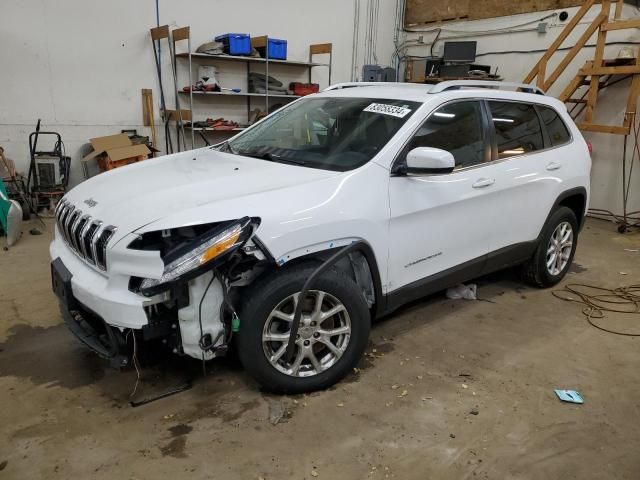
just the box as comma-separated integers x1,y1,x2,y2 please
214,33,251,56
289,82,319,96
256,38,287,60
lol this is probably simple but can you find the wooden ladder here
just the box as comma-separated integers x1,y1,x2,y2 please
524,0,640,135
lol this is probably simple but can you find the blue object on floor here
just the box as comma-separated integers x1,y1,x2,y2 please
555,389,584,404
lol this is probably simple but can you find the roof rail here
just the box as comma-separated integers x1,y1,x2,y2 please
323,82,408,91
429,80,545,95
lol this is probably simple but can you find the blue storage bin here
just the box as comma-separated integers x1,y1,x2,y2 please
255,38,287,60
267,38,287,60
214,33,251,56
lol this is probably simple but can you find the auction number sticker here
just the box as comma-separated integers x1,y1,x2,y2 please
363,103,412,118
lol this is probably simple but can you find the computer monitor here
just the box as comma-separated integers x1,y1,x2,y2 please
443,41,477,63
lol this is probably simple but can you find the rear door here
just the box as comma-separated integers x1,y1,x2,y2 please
483,100,571,254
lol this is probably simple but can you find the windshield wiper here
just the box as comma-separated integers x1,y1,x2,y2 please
216,140,237,155
239,150,306,166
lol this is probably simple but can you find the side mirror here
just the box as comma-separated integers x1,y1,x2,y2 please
404,147,455,175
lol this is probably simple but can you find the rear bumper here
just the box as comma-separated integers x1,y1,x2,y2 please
51,258,129,367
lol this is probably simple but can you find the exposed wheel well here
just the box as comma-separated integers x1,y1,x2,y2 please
558,193,586,227
276,246,382,317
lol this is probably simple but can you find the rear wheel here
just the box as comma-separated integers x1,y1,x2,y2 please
521,206,578,287
237,265,370,393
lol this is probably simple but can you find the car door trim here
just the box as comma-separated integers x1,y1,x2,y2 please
381,253,487,316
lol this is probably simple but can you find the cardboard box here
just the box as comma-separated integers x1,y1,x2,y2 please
83,133,151,171
405,59,427,83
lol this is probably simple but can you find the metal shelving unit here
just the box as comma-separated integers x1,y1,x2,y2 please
183,91,303,99
172,28,332,149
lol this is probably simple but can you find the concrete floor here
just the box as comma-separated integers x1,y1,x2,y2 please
1,218,639,479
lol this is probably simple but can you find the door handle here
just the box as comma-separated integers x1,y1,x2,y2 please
546,162,562,171
472,178,495,189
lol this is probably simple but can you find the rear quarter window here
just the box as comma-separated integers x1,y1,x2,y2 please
488,101,544,159
538,106,572,147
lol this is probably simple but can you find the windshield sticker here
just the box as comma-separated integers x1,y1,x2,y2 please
363,103,412,118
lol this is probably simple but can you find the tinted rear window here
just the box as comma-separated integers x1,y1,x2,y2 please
538,106,571,146
488,101,544,159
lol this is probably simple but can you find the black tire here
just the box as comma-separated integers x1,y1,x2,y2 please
20,200,31,221
521,206,578,288
237,264,370,394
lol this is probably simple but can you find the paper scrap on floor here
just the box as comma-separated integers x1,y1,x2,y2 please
555,389,584,404
446,283,477,300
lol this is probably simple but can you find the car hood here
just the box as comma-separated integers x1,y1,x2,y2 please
63,148,340,241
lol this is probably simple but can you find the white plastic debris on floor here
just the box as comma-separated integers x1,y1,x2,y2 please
446,283,477,300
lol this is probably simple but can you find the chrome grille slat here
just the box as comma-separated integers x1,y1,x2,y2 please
68,210,83,251
95,226,116,270
85,221,102,264
78,216,94,259
55,201,116,271
73,215,90,253
91,224,104,266
57,203,70,235
64,206,77,244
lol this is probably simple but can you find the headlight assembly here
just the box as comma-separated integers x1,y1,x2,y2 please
139,217,255,296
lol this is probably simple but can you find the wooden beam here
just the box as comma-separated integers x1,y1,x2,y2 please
559,71,587,102
601,18,640,30
310,43,332,55
580,65,640,75
577,122,631,134
523,0,596,84
165,109,192,121
141,89,152,127
543,13,607,91
584,1,611,122
150,25,170,41
623,74,640,127
172,26,190,43
615,0,624,19
537,60,547,89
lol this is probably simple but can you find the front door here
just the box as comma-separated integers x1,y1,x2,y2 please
387,100,496,294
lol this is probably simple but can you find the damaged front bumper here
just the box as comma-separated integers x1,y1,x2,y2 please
50,236,230,366
51,258,130,368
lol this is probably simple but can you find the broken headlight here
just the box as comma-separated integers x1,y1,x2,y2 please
139,217,256,296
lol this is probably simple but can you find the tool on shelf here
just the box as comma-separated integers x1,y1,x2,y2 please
221,87,242,93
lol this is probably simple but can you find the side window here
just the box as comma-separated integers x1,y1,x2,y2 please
403,101,485,169
538,106,571,147
488,101,544,159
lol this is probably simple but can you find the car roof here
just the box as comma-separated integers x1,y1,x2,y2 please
318,84,434,102
315,81,566,111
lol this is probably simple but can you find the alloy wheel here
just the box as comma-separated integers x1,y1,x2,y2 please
262,290,351,377
546,221,573,276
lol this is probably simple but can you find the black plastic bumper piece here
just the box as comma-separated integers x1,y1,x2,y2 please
51,258,129,368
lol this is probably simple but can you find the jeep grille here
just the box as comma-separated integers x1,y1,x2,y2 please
55,199,116,271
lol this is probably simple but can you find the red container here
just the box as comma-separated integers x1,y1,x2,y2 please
289,82,320,96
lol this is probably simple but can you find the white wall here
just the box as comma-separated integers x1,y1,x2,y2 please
1,0,639,215
0,0,362,186
394,3,640,215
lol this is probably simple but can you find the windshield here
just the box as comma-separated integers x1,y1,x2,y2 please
226,97,421,171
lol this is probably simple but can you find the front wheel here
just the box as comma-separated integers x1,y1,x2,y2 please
521,206,578,288
237,265,370,394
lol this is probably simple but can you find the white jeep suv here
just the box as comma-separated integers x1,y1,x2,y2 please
50,80,590,393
